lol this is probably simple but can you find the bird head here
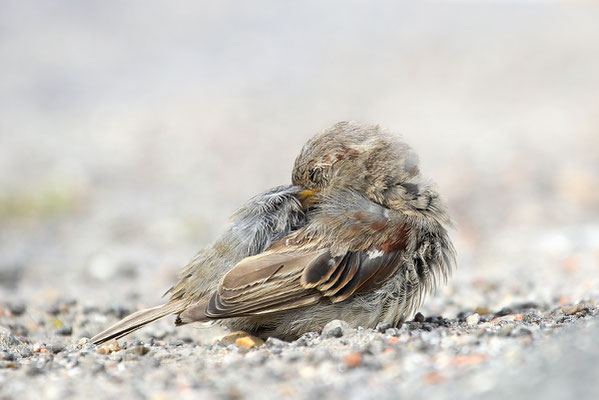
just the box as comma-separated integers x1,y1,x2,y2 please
292,121,447,219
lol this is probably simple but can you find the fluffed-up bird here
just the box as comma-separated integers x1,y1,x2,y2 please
91,121,455,344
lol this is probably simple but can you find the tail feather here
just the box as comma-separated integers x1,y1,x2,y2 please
91,300,187,345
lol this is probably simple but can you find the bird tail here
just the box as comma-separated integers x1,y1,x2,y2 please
91,300,187,345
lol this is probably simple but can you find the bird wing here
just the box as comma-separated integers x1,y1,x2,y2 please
201,196,409,319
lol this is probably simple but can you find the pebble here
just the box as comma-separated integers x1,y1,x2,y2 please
57,325,73,336
97,341,121,355
377,322,392,333
343,352,363,368
235,336,262,349
466,313,481,326
8,302,26,316
414,312,425,322
322,320,351,337
126,345,150,356
266,337,288,348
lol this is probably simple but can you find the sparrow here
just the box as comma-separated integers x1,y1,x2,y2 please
91,121,455,344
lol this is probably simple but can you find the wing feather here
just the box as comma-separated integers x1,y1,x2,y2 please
199,191,410,320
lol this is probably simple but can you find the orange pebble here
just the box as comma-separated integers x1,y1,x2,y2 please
235,336,257,349
423,371,447,385
344,352,363,368
451,353,488,367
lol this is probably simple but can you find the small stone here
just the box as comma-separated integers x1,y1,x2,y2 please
235,336,263,349
466,313,480,326
49,344,65,354
20,347,33,358
343,352,363,368
97,340,121,355
57,326,73,336
78,338,90,346
32,343,47,353
265,337,288,348
414,312,425,323
220,331,264,347
385,328,400,337
322,320,351,338
8,303,26,316
377,322,392,333
127,345,150,356
328,327,343,338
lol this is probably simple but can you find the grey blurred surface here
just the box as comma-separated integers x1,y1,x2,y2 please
1,1,598,399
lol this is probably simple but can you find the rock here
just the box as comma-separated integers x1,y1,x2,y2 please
322,320,351,338
8,302,26,316
385,328,401,337
377,322,392,333
220,331,264,347
126,345,150,356
56,325,73,336
414,312,425,322
235,336,263,349
265,337,288,348
466,313,480,326
97,340,121,354
343,352,363,368
49,344,65,354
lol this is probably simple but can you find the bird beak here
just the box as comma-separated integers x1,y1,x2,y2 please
298,189,320,209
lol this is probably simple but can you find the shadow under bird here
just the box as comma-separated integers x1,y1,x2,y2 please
91,121,455,344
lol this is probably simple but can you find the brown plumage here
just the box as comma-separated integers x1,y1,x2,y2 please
91,121,455,344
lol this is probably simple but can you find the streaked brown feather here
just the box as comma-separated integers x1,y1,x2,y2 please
202,229,408,319
192,191,411,322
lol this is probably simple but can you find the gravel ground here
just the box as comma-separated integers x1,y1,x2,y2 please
1,299,598,399
2,1,599,399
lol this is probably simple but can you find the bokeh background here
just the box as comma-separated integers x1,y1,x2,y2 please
1,0,598,322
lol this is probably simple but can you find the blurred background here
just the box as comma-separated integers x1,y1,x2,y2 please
1,0,598,319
